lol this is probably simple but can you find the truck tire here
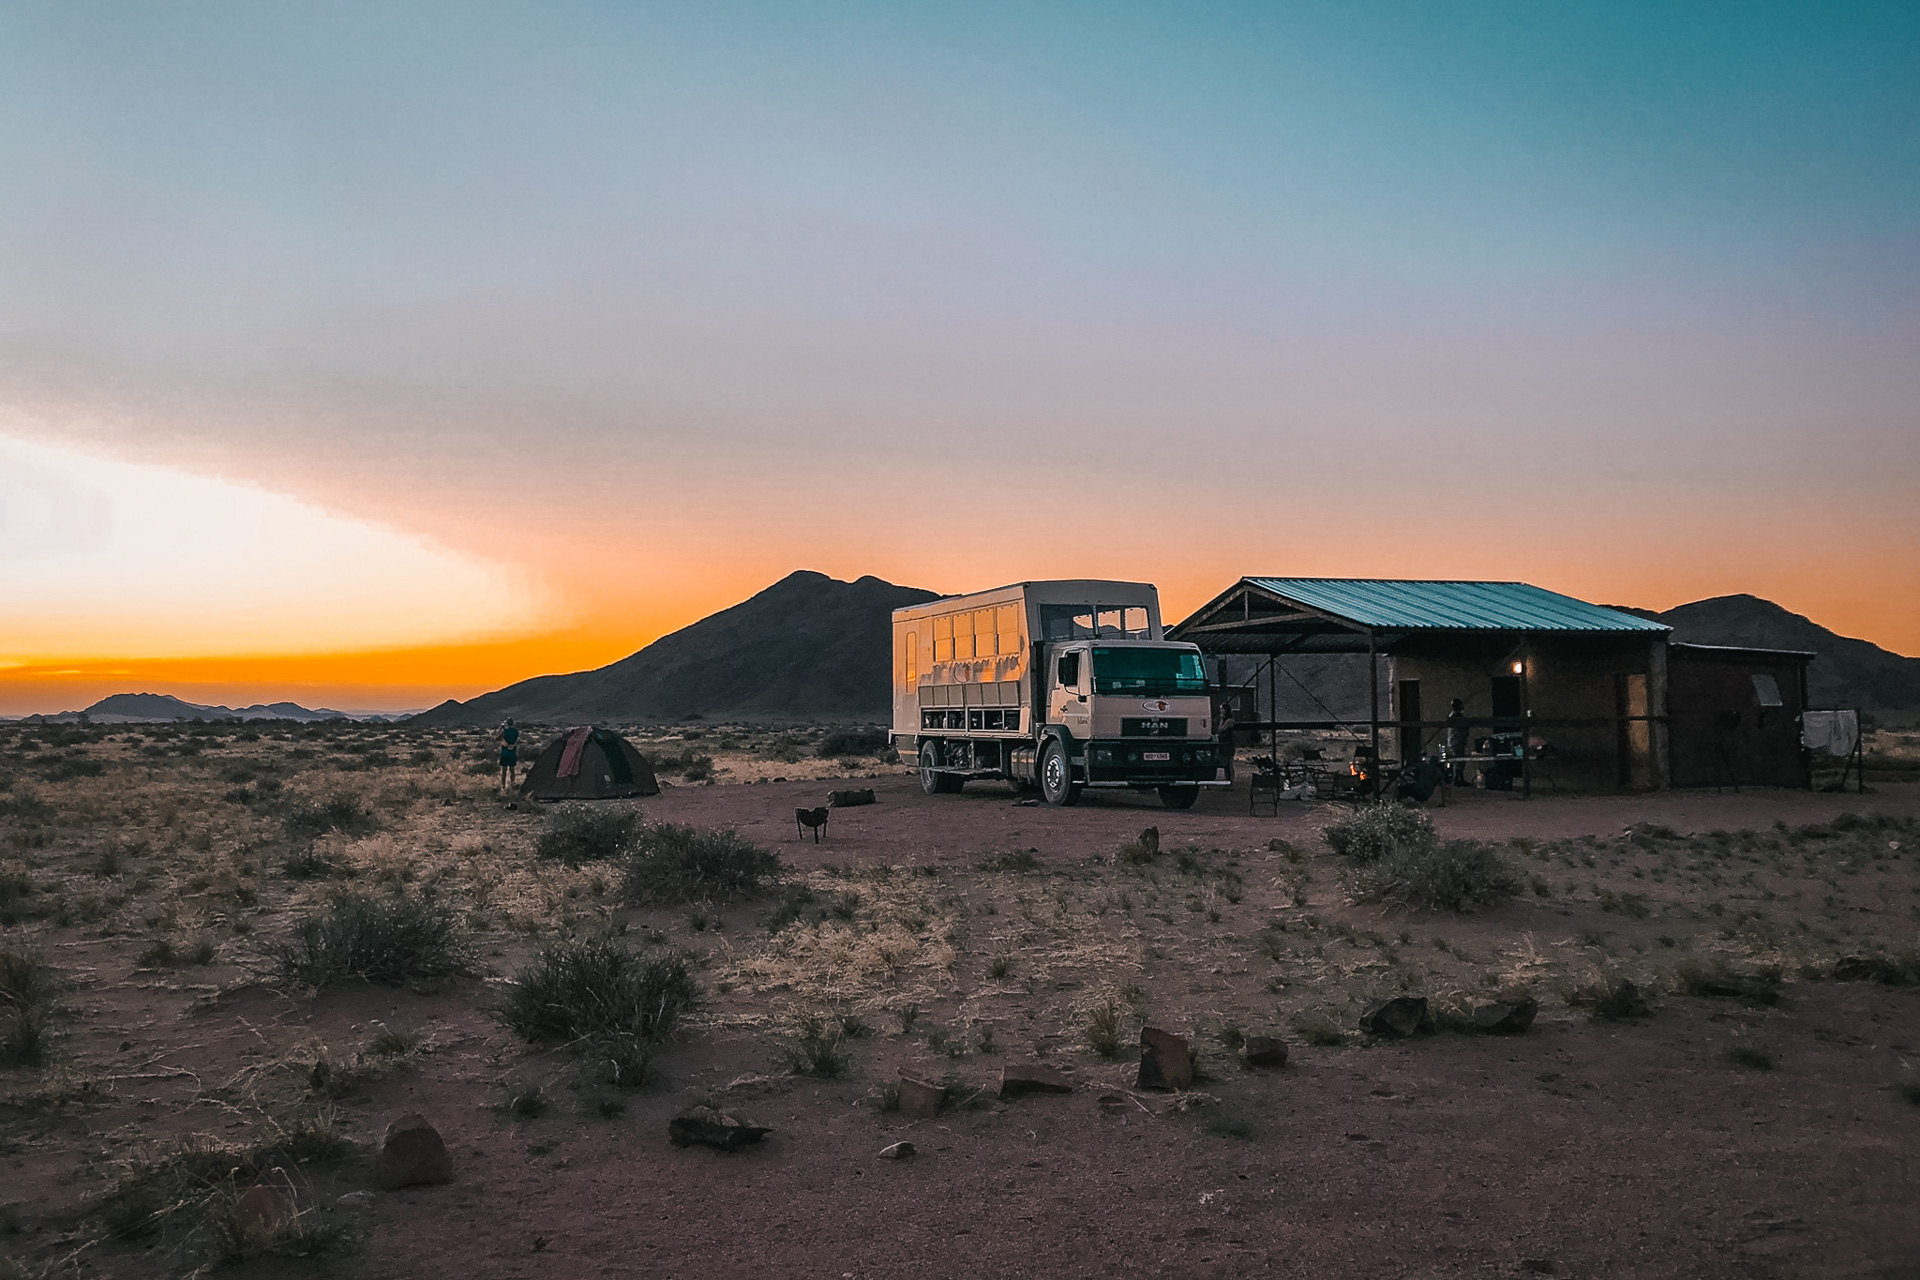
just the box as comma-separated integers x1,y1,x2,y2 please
1040,739,1081,807
1157,785,1199,810
919,741,962,795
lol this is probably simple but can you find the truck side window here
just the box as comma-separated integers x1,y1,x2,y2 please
1056,654,1080,689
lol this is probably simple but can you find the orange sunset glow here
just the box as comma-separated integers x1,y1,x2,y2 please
3,3,1916,718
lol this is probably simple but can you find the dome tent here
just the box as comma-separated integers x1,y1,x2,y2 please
519,726,660,800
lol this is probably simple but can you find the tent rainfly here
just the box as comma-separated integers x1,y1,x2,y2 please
519,726,660,800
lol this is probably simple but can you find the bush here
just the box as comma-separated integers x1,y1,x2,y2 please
816,727,889,759
780,1012,850,1078
283,795,377,839
535,807,640,864
499,937,695,1046
622,823,780,904
1324,804,1435,863
273,890,476,989
0,946,56,1067
501,938,696,1088
1346,837,1524,912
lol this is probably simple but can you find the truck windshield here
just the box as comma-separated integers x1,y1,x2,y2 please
1090,647,1206,695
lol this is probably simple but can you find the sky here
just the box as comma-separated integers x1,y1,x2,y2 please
1,1,1916,714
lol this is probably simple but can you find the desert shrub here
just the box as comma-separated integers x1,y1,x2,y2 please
1346,837,1523,912
535,806,640,864
1832,950,1920,986
1324,804,1435,864
281,844,347,880
978,848,1041,873
0,866,41,925
272,890,475,989
1085,999,1124,1058
816,726,888,758
1675,961,1782,1004
499,937,696,1087
98,1130,353,1259
283,794,378,839
1117,827,1162,865
763,882,817,932
621,823,780,904
649,748,715,781
1568,977,1651,1021
0,946,56,1068
780,1012,851,1078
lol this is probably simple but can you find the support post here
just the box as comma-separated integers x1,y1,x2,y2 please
1519,633,1533,800
1368,629,1380,799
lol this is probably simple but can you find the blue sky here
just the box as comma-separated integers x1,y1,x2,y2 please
1,1,1917,707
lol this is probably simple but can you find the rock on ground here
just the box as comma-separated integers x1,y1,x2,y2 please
897,1073,946,1121
1360,997,1431,1039
1473,998,1539,1034
1242,1035,1289,1068
999,1063,1073,1099
668,1105,772,1151
374,1113,454,1190
1136,1027,1194,1090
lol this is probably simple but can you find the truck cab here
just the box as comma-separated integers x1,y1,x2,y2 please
1038,639,1221,808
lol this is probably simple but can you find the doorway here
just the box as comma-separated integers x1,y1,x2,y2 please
1616,673,1652,789
1396,680,1421,762
1490,675,1523,721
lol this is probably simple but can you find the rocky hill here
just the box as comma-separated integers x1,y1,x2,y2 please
1637,595,1920,722
31,693,352,723
411,570,941,726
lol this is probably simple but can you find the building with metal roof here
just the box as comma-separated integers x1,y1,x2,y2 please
1170,577,1675,795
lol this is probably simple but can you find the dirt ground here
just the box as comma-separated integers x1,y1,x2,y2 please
2,721,1918,1279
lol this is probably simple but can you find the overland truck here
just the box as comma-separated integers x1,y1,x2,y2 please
890,580,1230,808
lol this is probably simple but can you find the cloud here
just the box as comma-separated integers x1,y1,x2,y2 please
0,432,542,659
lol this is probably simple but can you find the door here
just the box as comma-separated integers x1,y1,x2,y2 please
1396,680,1422,762
1050,648,1091,739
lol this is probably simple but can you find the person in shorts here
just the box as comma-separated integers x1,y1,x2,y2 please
497,718,520,791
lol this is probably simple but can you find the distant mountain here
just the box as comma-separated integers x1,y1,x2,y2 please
27,692,353,724
412,570,942,726
1629,594,1920,722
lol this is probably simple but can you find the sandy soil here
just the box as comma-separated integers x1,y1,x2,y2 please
2,725,1917,1279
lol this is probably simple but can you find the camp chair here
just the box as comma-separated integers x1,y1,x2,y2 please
1249,756,1283,816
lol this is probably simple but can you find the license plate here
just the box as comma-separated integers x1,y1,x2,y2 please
1143,751,1171,762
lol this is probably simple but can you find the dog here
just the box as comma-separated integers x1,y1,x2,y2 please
795,806,830,842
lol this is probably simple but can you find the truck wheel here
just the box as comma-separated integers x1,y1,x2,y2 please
919,741,962,795
1040,739,1081,807
1157,785,1199,810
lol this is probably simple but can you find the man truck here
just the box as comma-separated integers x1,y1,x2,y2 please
890,580,1229,808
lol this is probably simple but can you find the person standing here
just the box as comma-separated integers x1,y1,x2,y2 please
1445,699,1470,785
497,717,520,791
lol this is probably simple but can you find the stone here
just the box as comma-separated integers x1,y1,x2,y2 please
233,1183,293,1241
667,1105,771,1151
1359,997,1430,1039
1472,998,1539,1034
879,1141,915,1160
374,1113,453,1190
1136,1027,1194,1090
896,1073,946,1121
335,1190,376,1210
1242,1035,1289,1068
999,1063,1073,1100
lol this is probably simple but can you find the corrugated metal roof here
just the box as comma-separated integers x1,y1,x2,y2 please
1242,579,1670,633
